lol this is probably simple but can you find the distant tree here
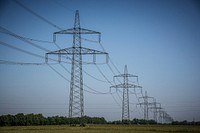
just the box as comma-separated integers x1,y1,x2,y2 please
59,116,66,125
112,120,122,124
9,115,16,126
48,117,56,125
15,113,26,126
26,114,34,126
0,114,108,126
148,120,157,124
0,115,9,126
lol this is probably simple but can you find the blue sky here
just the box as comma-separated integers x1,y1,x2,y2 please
0,0,200,121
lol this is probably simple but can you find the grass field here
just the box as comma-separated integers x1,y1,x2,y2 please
0,125,200,133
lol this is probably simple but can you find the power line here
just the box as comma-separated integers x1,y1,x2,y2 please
0,30,53,44
81,37,100,43
52,0,74,12
60,59,109,83
12,0,72,51
83,69,110,83
48,63,109,95
0,26,73,64
82,38,122,78
0,102,120,106
76,37,147,119
84,39,127,112
80,38,146,117
110,93,121,108
1,26,64,62
95,65,113,86
83,83,110,95
53,42,62,49
12,0,64,51
0,30,110,95
95,64,124,111
59,63,71,73
20,0,147,118
58,51,118,95
0,1,172,121
92,43,144,116
99,42,121,74
108,56,121,74
59,63,109,95
47,63,70,82
0,60,47,65
0,41,44,59
0,26,50,52
0,41,70,64
116,90,123,101
10,0,125,100
13,0,63,30
58,64,109,95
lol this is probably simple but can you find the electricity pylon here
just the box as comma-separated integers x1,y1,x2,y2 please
159,110,173,124
138,91,154,120
148,99,161,122
45,10,108,118
159,110,165,123
110,65,142,122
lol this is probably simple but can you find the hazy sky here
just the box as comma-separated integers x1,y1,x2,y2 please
0,0,200,121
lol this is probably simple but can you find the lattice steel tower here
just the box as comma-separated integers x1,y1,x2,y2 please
148,99,161,122
46,10,108,118
110,65,142,122
138,91,154,120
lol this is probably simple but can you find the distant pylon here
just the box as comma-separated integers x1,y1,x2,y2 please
138,91,154,120
46,10,108,118
148,99,161,122
110,65,142,122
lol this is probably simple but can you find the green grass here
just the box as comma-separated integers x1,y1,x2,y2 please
0,125,200,133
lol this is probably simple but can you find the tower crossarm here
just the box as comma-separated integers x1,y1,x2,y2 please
45,47,108,63
76,47,108,55
110,83,142,89
148,101,158,106
113,74,138,83
54,28,101,35
138,96,154,100
137,102,154,106
53,28,101,43
46,47,108,55
114,74,138,78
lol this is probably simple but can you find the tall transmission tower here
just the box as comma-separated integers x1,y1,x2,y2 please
46,10,108,118
110,65,142,122
156,104,163,123
148,99,161,122
158,110,173,124
159,110,165,123
138,91,154,120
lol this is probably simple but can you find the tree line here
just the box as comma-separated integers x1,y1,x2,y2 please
108,119,157,125
2,113,199,126
0,113,158,126
0,113,106,126
0,113,164,126
172,120,200,125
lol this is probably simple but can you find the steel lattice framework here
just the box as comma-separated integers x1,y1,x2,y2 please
137,91,154,120
110,65,142,122
46,10,108,118
148,99,161,122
